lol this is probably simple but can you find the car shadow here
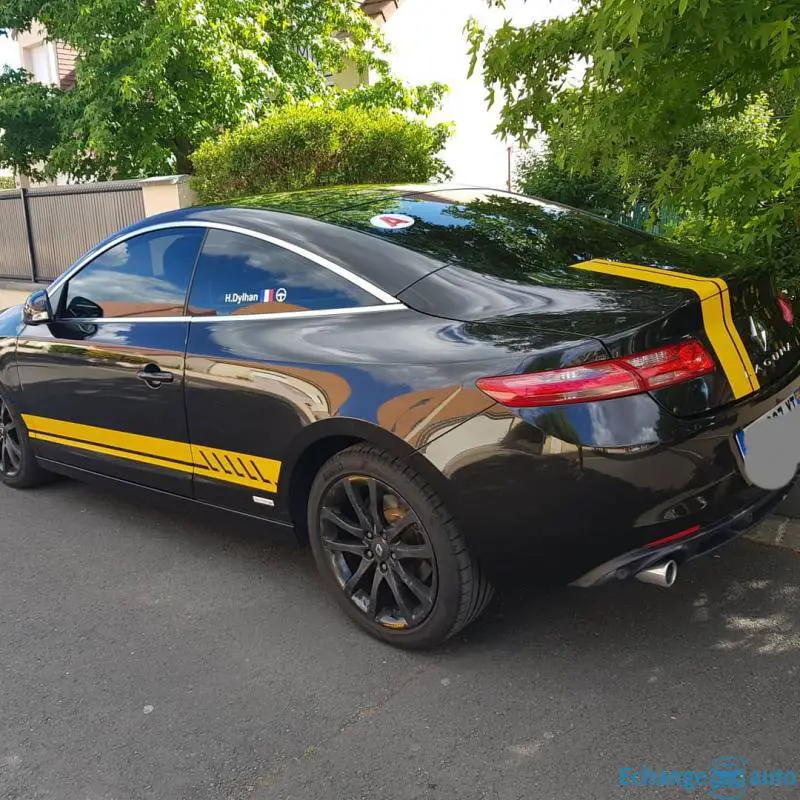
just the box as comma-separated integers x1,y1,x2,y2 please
454,536,800,661
26,480,800,661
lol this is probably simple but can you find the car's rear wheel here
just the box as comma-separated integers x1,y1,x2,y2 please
308,443,493,649
0,395,50,489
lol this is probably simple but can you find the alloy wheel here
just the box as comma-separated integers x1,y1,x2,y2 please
319,475,437,630
0,400,23,479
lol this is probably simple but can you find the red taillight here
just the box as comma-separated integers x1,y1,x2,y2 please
476,340,715,408
778,293,794,325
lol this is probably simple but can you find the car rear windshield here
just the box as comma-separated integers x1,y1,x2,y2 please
322,188,741,285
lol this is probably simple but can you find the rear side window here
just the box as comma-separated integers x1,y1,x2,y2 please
62,228,205,319
187,229,379,317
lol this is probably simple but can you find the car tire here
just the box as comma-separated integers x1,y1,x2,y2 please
308,443,493,649
0,393,51,489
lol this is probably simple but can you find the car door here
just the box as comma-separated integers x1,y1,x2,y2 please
183,226,387,517
15,225,206,496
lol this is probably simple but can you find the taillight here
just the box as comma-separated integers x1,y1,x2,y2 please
778,292,794,325
476,340,715,408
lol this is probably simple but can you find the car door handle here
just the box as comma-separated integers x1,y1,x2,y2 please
137,366,175,386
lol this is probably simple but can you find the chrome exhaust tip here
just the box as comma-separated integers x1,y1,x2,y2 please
635,560,678,588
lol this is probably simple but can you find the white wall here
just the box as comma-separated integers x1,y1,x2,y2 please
378,0,578,188
0,31,21,69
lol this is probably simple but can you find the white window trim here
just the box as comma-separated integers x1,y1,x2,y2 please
48,220,407,323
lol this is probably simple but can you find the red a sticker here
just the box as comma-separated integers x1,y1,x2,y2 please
370,213,415,231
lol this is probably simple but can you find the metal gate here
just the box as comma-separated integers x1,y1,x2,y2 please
0,180,145,281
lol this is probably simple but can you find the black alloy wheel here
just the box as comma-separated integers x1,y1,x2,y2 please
0,398,23,479
319,474,437,630
308,444,494,649
0,394,50,489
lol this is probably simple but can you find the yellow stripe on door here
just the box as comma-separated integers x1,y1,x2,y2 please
571,259,759,399
23,414,280,493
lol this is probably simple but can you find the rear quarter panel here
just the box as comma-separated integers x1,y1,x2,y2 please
182,307,602,520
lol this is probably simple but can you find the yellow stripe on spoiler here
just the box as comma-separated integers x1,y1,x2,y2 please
571,259,759,399
23,414,280,493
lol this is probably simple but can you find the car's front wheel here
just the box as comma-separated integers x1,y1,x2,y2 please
308,443,493,649
0,394,51,489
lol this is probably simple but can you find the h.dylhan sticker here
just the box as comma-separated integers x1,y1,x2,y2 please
370,213,415,231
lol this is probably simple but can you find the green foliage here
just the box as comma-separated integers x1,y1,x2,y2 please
515,145,628,220
468,0,800,286
333,77,448,117
0,1,443,180
191,105,452,204
0,174,16,190
0,67,66,180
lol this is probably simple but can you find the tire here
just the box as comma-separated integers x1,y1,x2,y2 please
307,443,493,649
0,393,51,489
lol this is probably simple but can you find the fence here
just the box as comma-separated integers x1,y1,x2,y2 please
0,180,146,281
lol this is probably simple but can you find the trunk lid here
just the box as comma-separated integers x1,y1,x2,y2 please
340,188,800,414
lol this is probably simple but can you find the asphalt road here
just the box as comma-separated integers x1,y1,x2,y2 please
3,479,800,800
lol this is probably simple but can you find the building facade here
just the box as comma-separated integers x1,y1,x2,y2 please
14,22,76,90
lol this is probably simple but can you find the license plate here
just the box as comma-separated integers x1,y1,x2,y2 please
736,387,800,457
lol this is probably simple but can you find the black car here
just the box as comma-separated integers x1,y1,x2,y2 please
1,185,798,648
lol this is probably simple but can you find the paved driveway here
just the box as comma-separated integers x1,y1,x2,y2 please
2,479,800,800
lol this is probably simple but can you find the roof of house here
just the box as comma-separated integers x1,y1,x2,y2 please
360,1,402,24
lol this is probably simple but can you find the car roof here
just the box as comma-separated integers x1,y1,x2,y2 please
127,183,725,300
125,184,536,296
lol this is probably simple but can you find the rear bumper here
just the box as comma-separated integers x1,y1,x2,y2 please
417,366,800,585
570,481,793,587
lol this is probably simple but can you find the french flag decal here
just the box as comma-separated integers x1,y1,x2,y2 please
262,287,287,303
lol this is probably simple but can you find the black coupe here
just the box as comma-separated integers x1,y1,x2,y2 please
1,185,798,648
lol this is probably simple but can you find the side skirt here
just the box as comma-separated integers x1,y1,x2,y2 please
37,457,300,544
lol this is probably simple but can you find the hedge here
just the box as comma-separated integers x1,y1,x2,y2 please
191,106,452,204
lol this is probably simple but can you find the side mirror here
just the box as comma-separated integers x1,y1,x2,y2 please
22,289,53,326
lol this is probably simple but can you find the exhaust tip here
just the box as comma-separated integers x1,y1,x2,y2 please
635,560,678,588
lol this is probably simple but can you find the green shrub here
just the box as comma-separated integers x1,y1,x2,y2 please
515,147,629,220
191,106,452,204
0,175,15,190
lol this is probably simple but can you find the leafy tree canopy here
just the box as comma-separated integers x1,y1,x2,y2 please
467,0,800,263
0,1,439,180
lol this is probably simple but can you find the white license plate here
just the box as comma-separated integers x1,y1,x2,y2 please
736,387,800,458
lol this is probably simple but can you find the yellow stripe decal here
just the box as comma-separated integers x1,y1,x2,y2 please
192,444,280,492
24,415,193,463
29,432,197,476
571,259,759,398
23,415,280,493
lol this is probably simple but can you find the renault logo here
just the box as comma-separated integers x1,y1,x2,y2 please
749,317,768,353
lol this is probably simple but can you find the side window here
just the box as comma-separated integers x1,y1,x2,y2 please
187,229,380,317
62,228,206,319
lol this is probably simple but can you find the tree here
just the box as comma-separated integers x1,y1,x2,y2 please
514,142,628,221
466,0,800,284
0,65,67,180
0,1,422,179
